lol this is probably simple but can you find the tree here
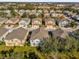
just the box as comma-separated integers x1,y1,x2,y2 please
11,10,19,17
39,39,53,53
39,37,58,53
65,36,78,52
28,52,40,59
21,12,27,18
8,48,14,57
1,50,7,57
69,21,77,28
29,14,37,19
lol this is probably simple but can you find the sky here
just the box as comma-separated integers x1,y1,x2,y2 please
0,0,79,2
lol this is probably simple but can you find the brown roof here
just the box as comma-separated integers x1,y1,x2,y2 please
0,28,9,37
10,18,17,22
32,18,42,22
44,18,55,25
5,27,28,40
52,29,64,37
45,18,55,22
30,27,49,40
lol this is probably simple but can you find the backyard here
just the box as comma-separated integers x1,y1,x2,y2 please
0,44,45,59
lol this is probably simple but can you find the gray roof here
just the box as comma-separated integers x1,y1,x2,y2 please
30,27,49,40
0,28,9,37
5,27,28,40
52,29,64,38
21,18,30,23
0,18,8,23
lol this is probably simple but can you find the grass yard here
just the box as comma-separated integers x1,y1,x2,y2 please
0,45,45,59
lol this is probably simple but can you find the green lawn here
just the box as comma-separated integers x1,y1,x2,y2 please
0,45,45,59
0,44,79,59
14,46,45,59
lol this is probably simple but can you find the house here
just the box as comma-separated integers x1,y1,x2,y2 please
43,9,49,14
50,12,58,17
35,5,50,9
4,27,29,46
18,9,26,16
30,27,49,46
57,4,65,7
44,18,56,30
58,14,66,19
37,10,42,14
55,10,62,13
5,10,11,17
14,9,18,13
5,17,20,29
29,10,36,15
31,10,36,14
5,10,11,13
35,10,43,17
35,13,42,17
0,28,9,41
58,19,69,27
0,18,8,26
51,28,68,39
32,18,42,29
26,10,31,14
50,10,55,13
44,13,50,18
43,9,50,18
19,18,30,28
52,29,63,37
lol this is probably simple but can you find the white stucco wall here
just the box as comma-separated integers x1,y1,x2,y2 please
30,39,41,46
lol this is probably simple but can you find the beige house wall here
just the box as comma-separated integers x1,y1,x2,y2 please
4,31,29,46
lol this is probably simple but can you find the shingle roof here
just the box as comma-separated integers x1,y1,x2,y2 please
21,18,30,23
5,27,28,40
0,28,9,37
0,18,8,23
52,29,64,37
30,27,49,40
5,18,20,25
10,18,18,22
